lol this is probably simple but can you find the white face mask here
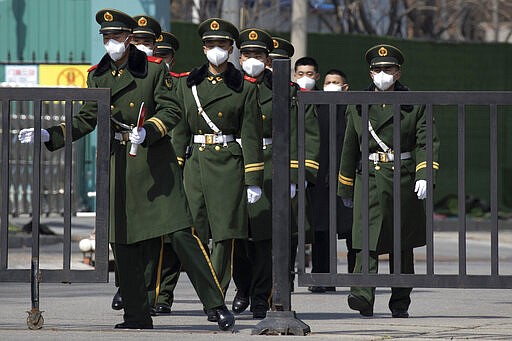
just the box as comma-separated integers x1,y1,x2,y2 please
296,76,316,90
104,37,128,61
242,58,265,77
323,83,343,92
206,46,229,66
372,71,395,91
135,44,153,56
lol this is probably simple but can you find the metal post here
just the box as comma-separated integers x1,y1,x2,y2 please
27,100,44,330
253,59,310,336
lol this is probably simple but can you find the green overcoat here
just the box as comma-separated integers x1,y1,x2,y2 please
172,63,264,243
337,82,440,254
248,70,320,241
45,47,193,244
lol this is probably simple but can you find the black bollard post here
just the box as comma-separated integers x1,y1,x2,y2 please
252,59,310,336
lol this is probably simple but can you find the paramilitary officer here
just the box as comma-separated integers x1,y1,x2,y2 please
19,8,234,331
337,44,440,318
131,14,161,56
148,30,183,316
172,18,264,321
155,31,180,71
231,33,320,318
109,12,163,313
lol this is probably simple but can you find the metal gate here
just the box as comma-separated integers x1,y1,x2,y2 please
0,87,110,328
256,59,512,335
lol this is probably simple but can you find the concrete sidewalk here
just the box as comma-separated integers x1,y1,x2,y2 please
2,215,512,340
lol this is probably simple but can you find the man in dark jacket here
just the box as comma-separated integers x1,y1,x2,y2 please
308,69,356,294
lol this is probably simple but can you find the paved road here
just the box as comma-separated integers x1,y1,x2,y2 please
1,215,512,340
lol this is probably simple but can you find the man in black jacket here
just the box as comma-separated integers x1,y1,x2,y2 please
308,69,356,293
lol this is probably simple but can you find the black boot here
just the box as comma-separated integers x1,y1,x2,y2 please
111,288,123,310
213,305,235,331
232,290,249,314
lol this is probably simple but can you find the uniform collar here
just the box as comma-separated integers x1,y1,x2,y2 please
93,46,148,78
187,62,243,92
358,81,414,113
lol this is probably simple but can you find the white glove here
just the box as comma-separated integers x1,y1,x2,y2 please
247,185,262,204
129,127,146,145
414,180,427,200
342,198,354,208
290,183,297,199
18,128,50,144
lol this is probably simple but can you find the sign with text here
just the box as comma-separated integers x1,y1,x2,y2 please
5,65,38,85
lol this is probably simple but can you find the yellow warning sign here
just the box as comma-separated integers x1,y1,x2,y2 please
39,65,90,88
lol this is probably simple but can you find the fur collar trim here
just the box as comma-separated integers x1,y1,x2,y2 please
186,62,243,92
93,46,147,78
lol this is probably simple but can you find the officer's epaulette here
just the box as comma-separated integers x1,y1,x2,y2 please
147,56,163,64
243,75,257,83
170,71,180,78
179,72,190,77
87,64,98,72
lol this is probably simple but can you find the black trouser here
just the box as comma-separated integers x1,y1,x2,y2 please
233,238,272,310
311,230,356,274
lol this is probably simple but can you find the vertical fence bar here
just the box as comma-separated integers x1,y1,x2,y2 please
457,104,467,276
30,99,42,315
392,104,402,274
1,99,9,270
425,104,434,275
328,104,337,274
95,92,111,282
297,99,306,275
62,101,73,273
361,104,369,274
489,104,498,276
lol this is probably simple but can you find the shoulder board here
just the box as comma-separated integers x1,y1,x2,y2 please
179,72,190,77
147,56,163,64
87,64,98,73
244,75,257,83
170,71,180,78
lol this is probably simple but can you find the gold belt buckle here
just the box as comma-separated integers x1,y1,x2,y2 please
378,152,388,162
204,134,214,145
122,132,130,141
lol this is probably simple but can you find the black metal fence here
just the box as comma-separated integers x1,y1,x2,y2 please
0,88,110,282
5,99,91,216
259,59,512,335
0,87,110,328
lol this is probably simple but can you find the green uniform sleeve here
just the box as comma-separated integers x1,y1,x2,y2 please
304,103,320,184
45,73,98,151
289,86,320,184
143,64,182,146
413,104,440,183
241,82,264,186
337,106,358,199
171,76,190,167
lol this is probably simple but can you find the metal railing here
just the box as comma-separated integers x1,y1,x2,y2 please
0,87,110,329
6,100,90,216
257,59,512,335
